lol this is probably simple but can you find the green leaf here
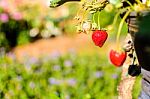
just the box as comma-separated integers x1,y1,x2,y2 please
49,0,80,8
49,93,60,99
49,0,62,7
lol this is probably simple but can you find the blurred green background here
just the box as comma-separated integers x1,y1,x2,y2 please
0,0,141,99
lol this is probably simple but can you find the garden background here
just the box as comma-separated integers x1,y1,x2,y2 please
0,0,141,99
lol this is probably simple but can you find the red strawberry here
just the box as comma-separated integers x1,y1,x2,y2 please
92,30,108,47
109,49,127,67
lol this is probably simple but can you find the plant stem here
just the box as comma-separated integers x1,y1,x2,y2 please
98,12,101,30
112,7,130,27
112,11,120,26
92,13,96,23
124,0,134,10
116,9,131,50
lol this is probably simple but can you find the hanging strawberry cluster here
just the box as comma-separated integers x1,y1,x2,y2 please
75,0,150,67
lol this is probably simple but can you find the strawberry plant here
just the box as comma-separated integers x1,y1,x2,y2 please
50,0,150,98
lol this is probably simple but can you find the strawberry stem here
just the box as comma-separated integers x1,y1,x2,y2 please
112,7,129,29
92,13,96,23
98,11,101,30
124,0,134,10
116,9,131,51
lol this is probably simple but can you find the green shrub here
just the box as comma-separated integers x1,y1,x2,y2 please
0,53,141,99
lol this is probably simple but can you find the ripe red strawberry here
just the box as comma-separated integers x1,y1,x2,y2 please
92,30,108,47
109,49,127,67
